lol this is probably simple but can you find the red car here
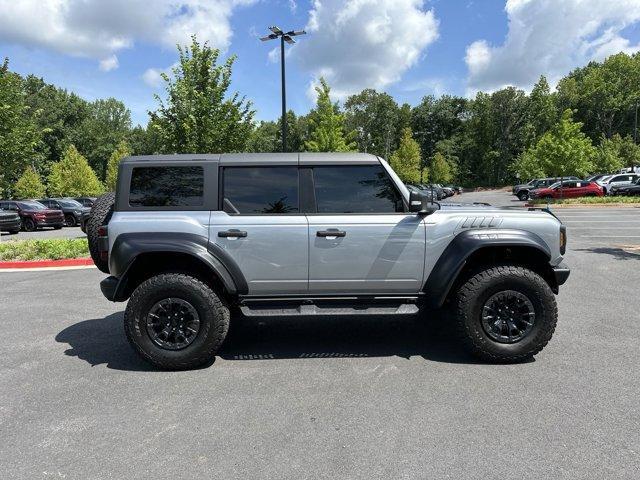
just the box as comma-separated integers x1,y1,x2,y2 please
530,180,603,199
0,200,65,231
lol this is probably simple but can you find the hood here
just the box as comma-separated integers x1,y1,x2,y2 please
0,210,19,220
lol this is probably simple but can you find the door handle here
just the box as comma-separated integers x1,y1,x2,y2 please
317,229,346,238
218,229,247,238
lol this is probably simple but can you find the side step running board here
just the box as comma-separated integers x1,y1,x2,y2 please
239,303,419,317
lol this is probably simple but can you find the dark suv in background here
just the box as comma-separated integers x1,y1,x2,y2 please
37,198,91,227
0,207,21,234
0,200,64,231
74,197,97,208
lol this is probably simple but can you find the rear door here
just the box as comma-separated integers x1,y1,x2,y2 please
306,163,426,294
211,161,309,295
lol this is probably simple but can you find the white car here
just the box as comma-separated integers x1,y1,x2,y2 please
596,173,639,194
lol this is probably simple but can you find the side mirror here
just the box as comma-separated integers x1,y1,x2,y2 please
409,190,438,215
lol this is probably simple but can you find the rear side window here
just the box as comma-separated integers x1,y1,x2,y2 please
129,166,204,207
222,167,299,214
312,165,404,213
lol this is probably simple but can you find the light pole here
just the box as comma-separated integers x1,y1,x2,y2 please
634,101,638,173
260,26,306,152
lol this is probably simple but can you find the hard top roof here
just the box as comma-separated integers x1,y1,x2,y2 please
120,152,381,166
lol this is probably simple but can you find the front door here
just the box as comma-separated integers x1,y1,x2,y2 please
210,165,308,295
307,164,426,294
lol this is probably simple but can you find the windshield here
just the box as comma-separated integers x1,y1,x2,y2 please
59,199,83,208
599,175,612,183
17,201,47,210
548,182,561,189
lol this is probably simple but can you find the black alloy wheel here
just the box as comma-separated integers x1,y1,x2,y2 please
481,290,535,343
65,214,76,227
146,297,201,350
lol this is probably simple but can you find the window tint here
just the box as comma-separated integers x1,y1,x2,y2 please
129,166,204,207
223,167,299,214
313,165,404,213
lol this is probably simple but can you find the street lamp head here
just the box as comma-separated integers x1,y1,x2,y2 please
269,26,283,35
259,33,278,42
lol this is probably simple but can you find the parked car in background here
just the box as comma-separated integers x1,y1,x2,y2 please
406,184,438,202
0,200,64,231
0,207,21,234
74,196,97,208
514,177,580,201
610,177,640,196
529,180,603,199
440,185,455,197
585,173,608,182
37,198,91,227
596,173,639,195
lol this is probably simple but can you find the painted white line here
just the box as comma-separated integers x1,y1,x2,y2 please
577,236,640,238
568,227,640,229
562,220,640,223
0,265,96,273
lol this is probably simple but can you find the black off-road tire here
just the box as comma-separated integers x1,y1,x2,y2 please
124,273,230,370
454,265,557,363
87,192,115,273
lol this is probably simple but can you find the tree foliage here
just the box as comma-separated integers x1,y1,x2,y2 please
150,35,254,154
389,128,422,183
105,140,131,191
14,166,46,199
0,59,42,197
430,152,453,184
305,78,356,152
48,145,104,197
523,109,596,178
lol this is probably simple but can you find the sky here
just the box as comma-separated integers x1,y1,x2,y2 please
1,0,640,126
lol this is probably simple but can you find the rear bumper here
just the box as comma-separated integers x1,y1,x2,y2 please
553,262,570,286
100,276,120,301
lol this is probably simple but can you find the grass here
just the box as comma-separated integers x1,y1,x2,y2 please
529,196,640,205
0,238,89,261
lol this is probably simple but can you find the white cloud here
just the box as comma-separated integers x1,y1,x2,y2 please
293,0,439,100
465,0,640,92
142,63,179,87
0,0,254,71
99,55,119,72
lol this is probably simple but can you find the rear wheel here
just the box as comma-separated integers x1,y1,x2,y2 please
64,214,76,227
454,265,557,363
23,218,36,232
517,191,528,201
87,192,115,274
124,273,230,370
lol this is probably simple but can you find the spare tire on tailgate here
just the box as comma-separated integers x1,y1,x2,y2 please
87,192,115,274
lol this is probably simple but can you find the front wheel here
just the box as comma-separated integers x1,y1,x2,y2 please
454,265,557,363
124,273,230,370
64,214,76,227
517,191,528,201
23,218,36,232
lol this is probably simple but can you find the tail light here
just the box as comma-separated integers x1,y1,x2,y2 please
98,226,109,261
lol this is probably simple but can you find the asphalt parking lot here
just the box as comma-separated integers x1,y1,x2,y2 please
0,226,86,241
1,190,638,479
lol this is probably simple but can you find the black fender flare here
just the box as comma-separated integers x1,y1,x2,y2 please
108,232,248,300
423,229,551,309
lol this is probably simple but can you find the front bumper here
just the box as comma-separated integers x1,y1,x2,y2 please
36,218,65,227
0,218,21,231
553,262,570,286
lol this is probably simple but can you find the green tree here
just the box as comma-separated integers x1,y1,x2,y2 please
247,120,279,152
0,59,42,197
527,109,596,178
389,128,422,183
14,166,46,199
524,75,557,145
305,78,356,152
430,152,452,184
105,140,131,191
511,149,546,180
48,145,104,196
344,89,400,157
150,35,254,154
593,135,624,173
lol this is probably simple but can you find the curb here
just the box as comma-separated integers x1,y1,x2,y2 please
0,257,94,270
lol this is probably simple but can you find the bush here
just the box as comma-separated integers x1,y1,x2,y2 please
0,238,89,261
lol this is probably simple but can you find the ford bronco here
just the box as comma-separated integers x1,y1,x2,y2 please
88,153,569,370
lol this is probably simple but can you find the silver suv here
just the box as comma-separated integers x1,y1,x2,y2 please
88,153,569,370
